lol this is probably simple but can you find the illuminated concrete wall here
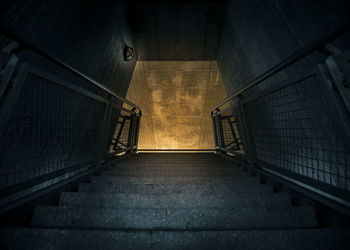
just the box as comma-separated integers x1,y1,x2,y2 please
126,61,227,149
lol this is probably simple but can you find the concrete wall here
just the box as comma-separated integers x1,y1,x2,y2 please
216,0,350,191
126,61,226,149
0,1,136,194
127,3,225,60
0,0,136,96
218,0,350,95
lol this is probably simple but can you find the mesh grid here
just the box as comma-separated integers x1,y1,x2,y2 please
0,72,106,189
106,107,121,153
216,108,243,152
119,119,131,147
245,74,350,191
110,110,132,152
221,118,241,150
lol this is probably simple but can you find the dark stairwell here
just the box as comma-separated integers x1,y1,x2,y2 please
0,0,350,249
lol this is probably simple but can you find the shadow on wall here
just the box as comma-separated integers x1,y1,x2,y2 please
126,61,227,149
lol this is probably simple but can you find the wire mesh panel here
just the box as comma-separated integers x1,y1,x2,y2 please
245,73,350,191
220,116,242,151
109,109,133,154
212,107,244,155
0,70,106,189
211,29,350,205
0,36,141,214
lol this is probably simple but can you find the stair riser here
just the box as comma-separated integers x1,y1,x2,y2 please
112,162,237,168
100,171,250,177
78,183,272,194
116,160,234,165
59,193,292,209
31,206,318,230
2,228,349,250
90,176,259,185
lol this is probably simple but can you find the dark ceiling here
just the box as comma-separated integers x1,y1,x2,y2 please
127,2,226,60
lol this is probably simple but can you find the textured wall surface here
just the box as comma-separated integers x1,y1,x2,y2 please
216,0,350,192
0,1,136,193
218,0,350,95
126,61,226,149
0,0,136,96
127,3,225,60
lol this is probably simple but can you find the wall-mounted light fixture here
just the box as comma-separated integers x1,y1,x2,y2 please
123,45,134,61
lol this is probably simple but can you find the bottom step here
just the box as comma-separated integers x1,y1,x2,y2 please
0,228,349,250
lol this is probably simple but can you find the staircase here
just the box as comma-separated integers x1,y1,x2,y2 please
1,153,349,249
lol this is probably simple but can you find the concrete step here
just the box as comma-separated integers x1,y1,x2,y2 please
120,157,232,163
111,162,237,168
101,168,249,177
58,192,291,209
90,176,259,185
123,158,223,163
108,165,241,171
1,228,349,250
130,153,218,159
78,183,272,194
122,159,232,163
31,206,318,230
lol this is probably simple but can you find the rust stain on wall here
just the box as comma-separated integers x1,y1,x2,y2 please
126,61,227,149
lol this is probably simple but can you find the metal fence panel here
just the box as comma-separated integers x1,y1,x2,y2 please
0,68,106,189
245,73,350,191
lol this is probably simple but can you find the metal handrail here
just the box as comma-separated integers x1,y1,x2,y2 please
210,23,350,114
0,24,141,111
210,23,350,213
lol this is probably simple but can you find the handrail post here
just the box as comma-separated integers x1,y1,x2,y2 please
127,111,137,153
213,109,223,152
134,113,141,151
237,101,257,171
97,99,113,165
211,113,219,151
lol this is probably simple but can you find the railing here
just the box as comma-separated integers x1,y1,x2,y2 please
211,24,350,208
0,26,141,213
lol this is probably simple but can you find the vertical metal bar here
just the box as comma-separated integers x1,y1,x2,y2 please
127,113,135,152
103,105,114,154
130,113,137,152
237,101,257,167
133,115,141,151
227,118,240,150
212,115,219,150
97,101,112,165
214,112,223,152
114,118,126,150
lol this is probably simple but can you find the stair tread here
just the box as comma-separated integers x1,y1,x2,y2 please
90,176,259,185
109,164,239,169
105,164,246,174
101,168,251,177
1,228,349,250
131,153,218,158
58,192,291,208
31,205,318,230
113,159,237,166
78,183,272,194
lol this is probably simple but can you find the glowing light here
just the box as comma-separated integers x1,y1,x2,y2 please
126,61,227,150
